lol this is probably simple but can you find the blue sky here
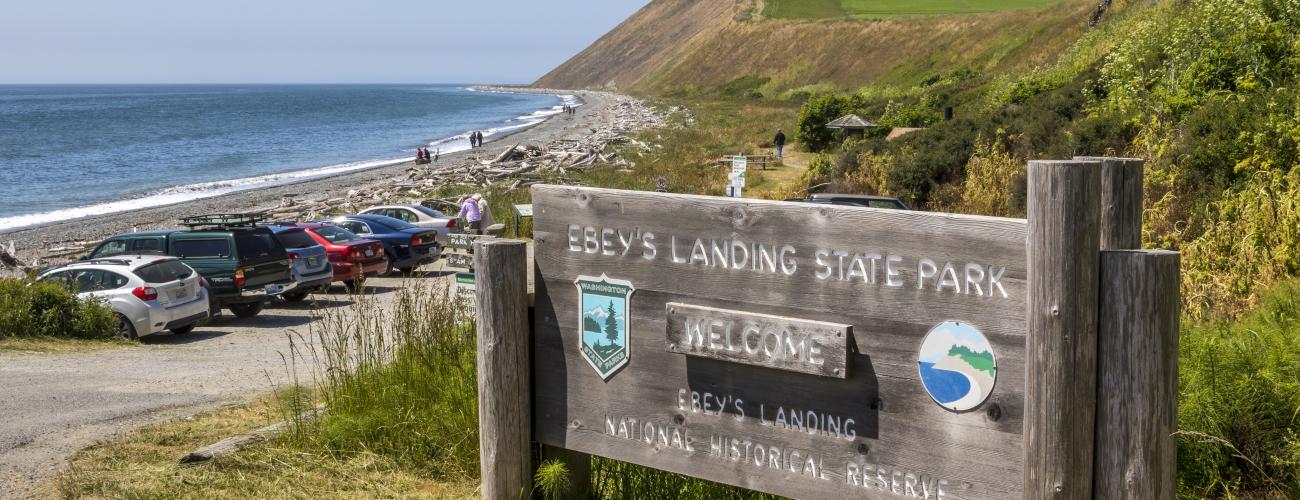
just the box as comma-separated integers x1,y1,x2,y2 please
0,0,648,84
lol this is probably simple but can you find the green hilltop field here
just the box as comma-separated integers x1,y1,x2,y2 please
764,0,1068,19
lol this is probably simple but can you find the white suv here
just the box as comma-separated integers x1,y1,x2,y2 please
37,255,210,339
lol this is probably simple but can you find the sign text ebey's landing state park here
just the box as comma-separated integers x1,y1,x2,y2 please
531,186,1029,499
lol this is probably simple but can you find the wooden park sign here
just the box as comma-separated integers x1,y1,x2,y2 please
471,159,1179,500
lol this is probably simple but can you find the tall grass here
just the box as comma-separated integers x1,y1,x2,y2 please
284,281,481,480
1177,279,1300,498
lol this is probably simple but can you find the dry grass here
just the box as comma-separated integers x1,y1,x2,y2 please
51,395,478,499
0,337,133,353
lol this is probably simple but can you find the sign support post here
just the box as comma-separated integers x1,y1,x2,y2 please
473,239,531,500
1024,160,1102,500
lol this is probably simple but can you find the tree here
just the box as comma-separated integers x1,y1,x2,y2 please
796,93,856,152
604,301,619,346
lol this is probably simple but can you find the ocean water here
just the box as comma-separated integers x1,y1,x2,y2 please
918,361,970,404
0,85,571,231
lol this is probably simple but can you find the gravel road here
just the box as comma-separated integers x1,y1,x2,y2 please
0,268,450,498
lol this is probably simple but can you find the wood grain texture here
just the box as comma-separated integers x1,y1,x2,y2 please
665,302,851,378
1095,250,1179,500
1075,157,1145,250
531,185,1029,499
1024,160,1102,500
474,239,532,500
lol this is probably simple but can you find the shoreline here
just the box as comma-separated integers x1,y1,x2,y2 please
0,88,620,272
0,87,582,236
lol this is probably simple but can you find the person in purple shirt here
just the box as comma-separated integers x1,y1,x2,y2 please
459,193,483,234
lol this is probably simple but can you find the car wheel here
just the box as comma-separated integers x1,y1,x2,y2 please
281,290,309,303
228,302,264,318
344,279,367,294
384,260,398,276
115,314,138,340
170,324,196,335
398,266,417,275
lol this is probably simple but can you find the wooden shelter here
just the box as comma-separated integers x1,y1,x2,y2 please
826,113,877,138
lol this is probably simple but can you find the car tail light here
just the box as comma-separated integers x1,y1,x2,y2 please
329,252,346,263
411,235,421,246
446,219,457,228
288,252,299,262
132,286,158,301
234,267,246,287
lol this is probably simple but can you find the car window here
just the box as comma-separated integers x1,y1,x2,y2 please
100,271,130,289
69,269,126,293
91,239,128,258
369,215,415,230
274,229,318,249
173,238,231,259
313,225,360,243
394,209,419,223
130,239,162,252
867,200,903,209
137,260,193,283
413,206,446,218
338,221,371,235
37,271,72,288
234,231,285,260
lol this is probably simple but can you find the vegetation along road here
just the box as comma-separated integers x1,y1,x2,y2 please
0,270,442,498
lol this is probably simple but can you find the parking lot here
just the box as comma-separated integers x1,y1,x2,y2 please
0,265,457,497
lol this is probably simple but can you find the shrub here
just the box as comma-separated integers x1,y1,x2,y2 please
959,136,1026,217
1178,279,1300,498
0,279,116,339
796,93,857,151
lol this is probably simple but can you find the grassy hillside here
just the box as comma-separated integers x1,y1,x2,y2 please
765,0,1069,19
535,0,1097,93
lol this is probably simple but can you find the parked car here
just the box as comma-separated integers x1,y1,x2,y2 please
86,214,296,318
787,194,909,210
321,214,439,275
294,222,388,292
37,255,210,339
264,224,334,302
361,204,462,241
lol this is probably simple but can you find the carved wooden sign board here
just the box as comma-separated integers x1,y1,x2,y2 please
531,185,1029,499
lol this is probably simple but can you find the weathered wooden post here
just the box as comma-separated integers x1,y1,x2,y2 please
1095,249,1180,499
474,239,532,500
1025,160,1102,499
1076,156,1144,250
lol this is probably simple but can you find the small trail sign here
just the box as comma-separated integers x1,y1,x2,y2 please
727,156,747,198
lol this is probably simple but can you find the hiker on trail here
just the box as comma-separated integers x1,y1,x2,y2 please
458,193,483,235
774,129,786,159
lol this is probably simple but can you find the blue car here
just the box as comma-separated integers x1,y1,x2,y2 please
264,224,335,301
323,214,440,275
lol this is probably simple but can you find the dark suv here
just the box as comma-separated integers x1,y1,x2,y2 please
86,214,296,318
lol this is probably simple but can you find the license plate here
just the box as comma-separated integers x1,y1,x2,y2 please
364,249,374,257
308,257,320,267
171,289,188,301
266,284,285,295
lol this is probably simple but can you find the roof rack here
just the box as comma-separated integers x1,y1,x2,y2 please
80,259,133,266
179,213,268,229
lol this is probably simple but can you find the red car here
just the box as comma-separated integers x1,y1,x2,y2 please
295,223,388,291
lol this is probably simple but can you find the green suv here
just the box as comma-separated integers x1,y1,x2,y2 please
86,214,296,318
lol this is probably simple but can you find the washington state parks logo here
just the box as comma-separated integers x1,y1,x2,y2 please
917,321,997,412
575,275,635,380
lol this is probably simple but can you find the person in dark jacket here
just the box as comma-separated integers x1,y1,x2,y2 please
774,129,787,159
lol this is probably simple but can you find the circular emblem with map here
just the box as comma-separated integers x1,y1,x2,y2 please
917,321,997,412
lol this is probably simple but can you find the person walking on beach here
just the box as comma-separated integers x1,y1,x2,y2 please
434,148,440,162
416,148,425,163
458,193,483,235
773,129,786,159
